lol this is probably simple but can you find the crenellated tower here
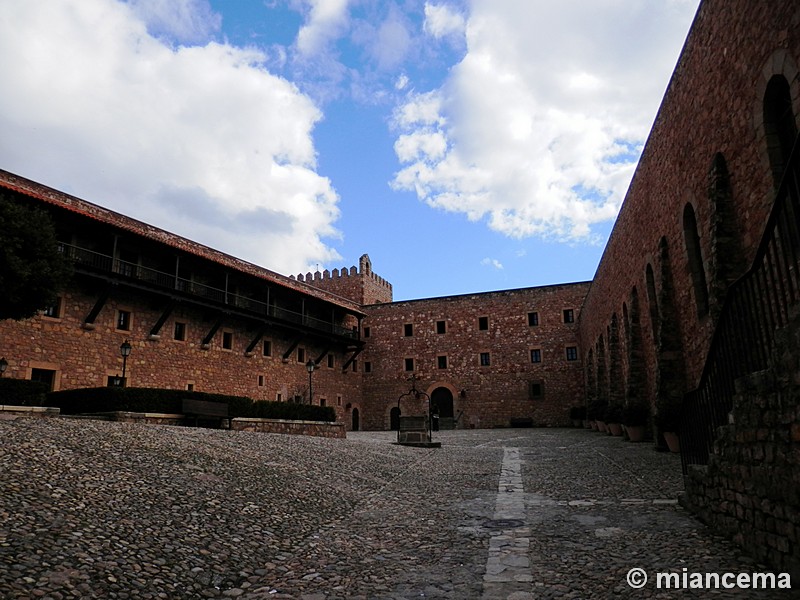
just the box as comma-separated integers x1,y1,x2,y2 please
290,254,392,306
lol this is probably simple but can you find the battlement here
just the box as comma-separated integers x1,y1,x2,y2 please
290,254,393,306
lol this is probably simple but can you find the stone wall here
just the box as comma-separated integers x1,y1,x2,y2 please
0,406,60,420
361,283,590,430
682,312,800,579
230,417,345,439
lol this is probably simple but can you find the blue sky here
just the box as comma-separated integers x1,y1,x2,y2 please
0,0,699,301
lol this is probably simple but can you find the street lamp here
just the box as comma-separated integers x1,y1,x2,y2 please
120,340,132,387
0,357,8,378
306,359,316,404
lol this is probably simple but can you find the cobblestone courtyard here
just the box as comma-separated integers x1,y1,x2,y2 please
1,418,794,599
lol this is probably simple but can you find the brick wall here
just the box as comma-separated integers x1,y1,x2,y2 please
0,281,362,426
579,0,800,421
361,283,590,430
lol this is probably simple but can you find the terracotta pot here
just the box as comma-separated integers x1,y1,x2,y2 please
626,425,645,442
596,420,608,433
608,422,623,436
663,431,680,453
590,420,598,430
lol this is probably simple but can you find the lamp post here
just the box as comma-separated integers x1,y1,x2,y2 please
306,359,316,405
120,340,132,387
0,357,8,378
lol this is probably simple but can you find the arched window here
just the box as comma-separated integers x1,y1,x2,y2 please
763,75,798,188
683,203,709,318
645,263,659,340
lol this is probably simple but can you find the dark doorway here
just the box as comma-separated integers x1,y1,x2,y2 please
352,408,360,431
431,387,454,418
390,406,400,430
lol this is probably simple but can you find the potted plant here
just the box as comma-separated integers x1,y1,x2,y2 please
604,404,623,436
622,402,649,442
569,406,586,428
655,402,681,453
588,398,607,432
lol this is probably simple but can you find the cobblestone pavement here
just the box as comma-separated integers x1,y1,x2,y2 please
1,418,796,599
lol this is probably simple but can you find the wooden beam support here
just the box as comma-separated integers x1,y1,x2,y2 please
341,347,363,373
149,299,177,338
82,284,112,329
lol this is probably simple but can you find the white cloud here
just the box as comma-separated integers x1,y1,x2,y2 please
481,258,503,270
424,3,466,40
126,0,221,44
295,0,351,57
393,0,699,242
0,0,342,275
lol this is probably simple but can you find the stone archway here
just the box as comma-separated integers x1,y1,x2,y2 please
430,387,454,418
351,408,360,431
389,406,400,431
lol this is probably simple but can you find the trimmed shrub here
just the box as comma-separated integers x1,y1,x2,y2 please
46,387,336,422
0,379,50,406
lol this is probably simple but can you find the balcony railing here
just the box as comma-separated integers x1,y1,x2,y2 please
59,243,358,340
680,138,800,473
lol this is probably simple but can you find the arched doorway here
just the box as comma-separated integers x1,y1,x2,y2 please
389,406,400,431
431,387,454,418
351,408,360,431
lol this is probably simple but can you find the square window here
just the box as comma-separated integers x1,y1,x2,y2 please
258,375,265,387
297,348,305,363
479,352,490,366
364,361,372,373
566,346,579,361
187,383,194,392
529,381,544,399
30,368,56,391
351,360,358,372
563,309,575,323
530,349,542,363
437,355,448,369
276,392,283,402
478,316,489,330
404,323,413,336
320,398,326,407
263,340,272,357
436,320,446,334
43,298,62,319
116,310,132,331
327,354,334,368
364,326,371,338
404,357,415,371
174,321,186,341
222,331,233,350
527,311,539,326
337,395,342,407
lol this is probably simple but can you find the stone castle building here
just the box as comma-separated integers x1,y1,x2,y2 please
1,0,799,575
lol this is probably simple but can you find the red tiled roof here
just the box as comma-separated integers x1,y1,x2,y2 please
0,169,364,315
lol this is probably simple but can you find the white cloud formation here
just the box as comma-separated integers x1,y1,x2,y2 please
424,3,466,40
481,258,503,270
0,0,341,275
126,0,221,44
393,0,699,242
295,0,351,57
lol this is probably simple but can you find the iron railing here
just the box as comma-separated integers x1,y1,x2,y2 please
59,243,358,340
680,138,800,473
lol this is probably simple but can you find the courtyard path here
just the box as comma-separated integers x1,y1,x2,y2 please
0,418,793,599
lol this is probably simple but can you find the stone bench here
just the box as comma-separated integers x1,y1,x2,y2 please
182,399,229,428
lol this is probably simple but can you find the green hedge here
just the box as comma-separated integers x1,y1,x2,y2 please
0,379,50,406
46,387,337,422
